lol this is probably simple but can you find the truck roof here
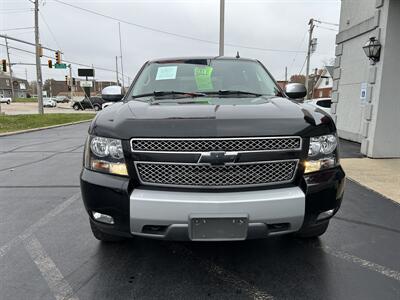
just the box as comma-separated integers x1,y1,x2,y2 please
148,56,259,64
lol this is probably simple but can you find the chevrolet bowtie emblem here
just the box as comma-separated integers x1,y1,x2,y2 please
198,151,238,166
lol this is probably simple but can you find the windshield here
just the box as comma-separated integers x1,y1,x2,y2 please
130,59,280,98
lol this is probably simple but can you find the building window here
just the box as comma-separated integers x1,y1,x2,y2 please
325,78,329,85
319,90,323,98
5,79,10,86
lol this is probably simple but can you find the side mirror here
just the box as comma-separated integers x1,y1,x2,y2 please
285,83,307,100
101,85,124,102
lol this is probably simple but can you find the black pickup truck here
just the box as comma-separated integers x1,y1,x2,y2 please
80,56,345,242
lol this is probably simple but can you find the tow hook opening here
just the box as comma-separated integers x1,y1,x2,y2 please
267,223,290,233
142,225,168,235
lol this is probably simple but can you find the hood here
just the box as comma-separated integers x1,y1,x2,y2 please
90,96,336,139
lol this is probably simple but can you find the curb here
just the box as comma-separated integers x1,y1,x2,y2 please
0,119,92,137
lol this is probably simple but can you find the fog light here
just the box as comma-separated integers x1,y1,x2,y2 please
304,157,336,174
317,209,335,221
92,211,114,224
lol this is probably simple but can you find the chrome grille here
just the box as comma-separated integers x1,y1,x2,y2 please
135,160,298,188
131,137,301,153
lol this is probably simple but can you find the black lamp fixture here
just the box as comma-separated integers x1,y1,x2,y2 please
363,37,382,64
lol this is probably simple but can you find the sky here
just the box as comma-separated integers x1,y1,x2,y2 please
0,0,340,84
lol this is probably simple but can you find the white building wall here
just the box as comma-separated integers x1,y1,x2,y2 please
335,35,371,142
369,0,400,157
339,0,376,30
334,0,400,157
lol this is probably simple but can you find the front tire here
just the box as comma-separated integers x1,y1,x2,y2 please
294,221,329,238
93,104,101,111
73,103,80,110
90,220,125,242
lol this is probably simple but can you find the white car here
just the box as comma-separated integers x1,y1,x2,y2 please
304,98,332,116
0,95,12,104
43,98,57,107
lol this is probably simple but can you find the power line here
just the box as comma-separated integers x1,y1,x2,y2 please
315,25,338,32
51,0,306,54
315,20,339,27
39,11,62,50
288,30,307,74
0,34,59,52
0,42,130,80
1,26,35,31
299,56,307,74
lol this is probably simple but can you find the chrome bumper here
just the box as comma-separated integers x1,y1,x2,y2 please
130,187,305,241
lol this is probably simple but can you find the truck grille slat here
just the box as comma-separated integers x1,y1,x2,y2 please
131,137,301,153
135,160,298,188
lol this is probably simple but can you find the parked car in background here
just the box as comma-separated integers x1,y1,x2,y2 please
72,96,105,111
43,97,57,107
54,95,70,103
304,98,332,116
0,95,12,104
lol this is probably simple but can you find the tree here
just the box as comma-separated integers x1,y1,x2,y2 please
30,81,37,95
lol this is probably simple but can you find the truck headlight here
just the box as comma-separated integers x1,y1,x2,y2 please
84,136,128,176
304,134,338,174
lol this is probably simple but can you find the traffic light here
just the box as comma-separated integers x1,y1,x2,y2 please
48,60,53,68
65,75,68,85
55,51,61,64
2,59,6,72
72,78,76,86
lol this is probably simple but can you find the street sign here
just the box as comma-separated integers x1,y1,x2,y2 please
54,63,67,69
80,81,93,88
78,68,95,77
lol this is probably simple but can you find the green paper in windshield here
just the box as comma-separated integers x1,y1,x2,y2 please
194,66,213,90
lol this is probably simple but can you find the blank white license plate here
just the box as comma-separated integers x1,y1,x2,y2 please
189,215,248,241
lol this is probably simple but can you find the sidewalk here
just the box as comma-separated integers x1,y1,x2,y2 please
341,158,400,204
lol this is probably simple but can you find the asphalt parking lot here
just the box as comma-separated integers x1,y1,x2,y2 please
0,123,399,300
1,102,94,115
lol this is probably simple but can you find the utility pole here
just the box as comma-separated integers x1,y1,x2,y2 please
115,56,119,86
25,68,28,82
285,66,288,82
92,63,96,93
5,37,15,102
69,64,73,101
219,0,225,56
305,18,315,99
34,0,44,114
118,22,125,90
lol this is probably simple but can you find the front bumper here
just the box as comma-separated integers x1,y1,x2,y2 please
80,166,345,241
130,187,305,240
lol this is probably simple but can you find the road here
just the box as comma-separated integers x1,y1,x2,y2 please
0,123,399,300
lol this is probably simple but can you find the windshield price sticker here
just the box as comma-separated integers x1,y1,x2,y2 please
155,66,178,80
194,66,213,90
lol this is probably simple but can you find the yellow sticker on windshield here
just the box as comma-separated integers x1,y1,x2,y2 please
194,66,213,90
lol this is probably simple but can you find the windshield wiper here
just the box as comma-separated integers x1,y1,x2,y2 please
131,91,206,99
204,90,262,97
